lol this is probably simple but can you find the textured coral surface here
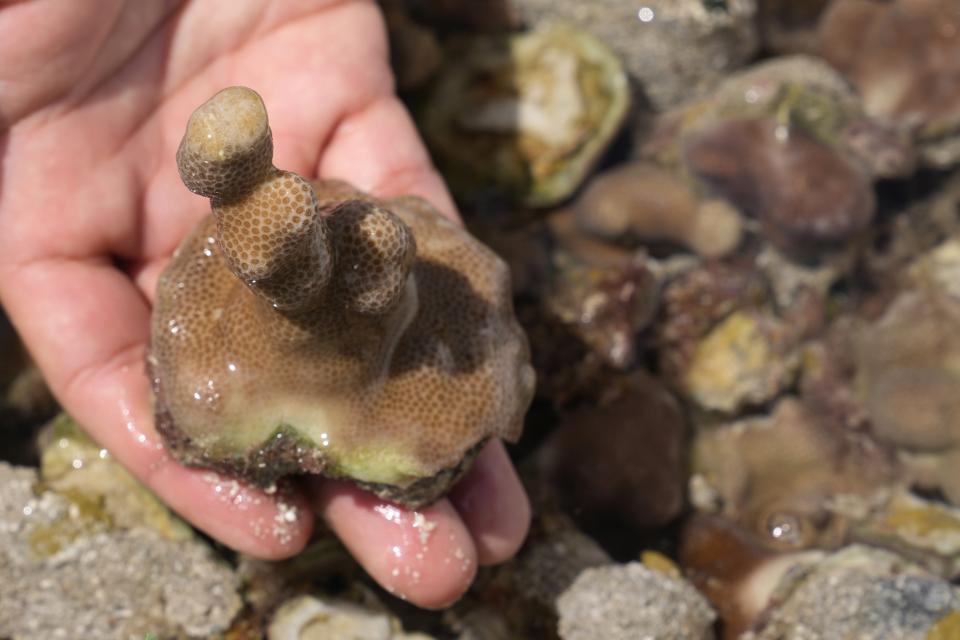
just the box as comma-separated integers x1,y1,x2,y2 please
149,87,534,505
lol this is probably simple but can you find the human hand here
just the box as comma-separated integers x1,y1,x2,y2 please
0,0,530,607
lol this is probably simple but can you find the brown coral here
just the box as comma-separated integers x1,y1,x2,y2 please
573,162,743,259
684,117,876,259
149,87,534,506
820,0,960,145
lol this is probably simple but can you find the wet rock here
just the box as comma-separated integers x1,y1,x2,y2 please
512,0,759,110
854,489,960,579
745,545,960,639
679,514,824,638
754,245,853,309
798,336,871,435
684,116,876,259
482,224,616,409
556,562,716,640
0,312,54,422
39,414,192,541
691,398,896,550
0,462,241,640
504,514,612,611
853,238,960,505
654,261,767,391
756,0,832,54
536,372,687,532
443,606,514,640
820,0,960,168
450,512,610,639
929,612,960,640
643,55,915,181
267,594,433,640
681,310,800,413
407,0,519,32
0,311,56,465
238,537,358,621
541,211,661,371
573,162,743,259
383,1,443,91
636,55,916,259
420,22,630,207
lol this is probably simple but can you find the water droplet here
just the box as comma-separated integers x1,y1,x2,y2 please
766,512,804,546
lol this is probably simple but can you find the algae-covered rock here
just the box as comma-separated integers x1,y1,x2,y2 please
40,413,191,541
691,398,896,551
820,0,960,168
746,545,960,640
420,23,630,207
267,594,435,640
856,489,960,579
682,311,798,413
853,238,960,506
512,0,759,109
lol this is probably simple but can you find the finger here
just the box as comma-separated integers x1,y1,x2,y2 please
0,257,313,558
309,479,478,608
316,94,460,222
448,440,531,565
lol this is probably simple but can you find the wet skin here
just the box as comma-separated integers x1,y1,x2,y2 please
0,0,530,607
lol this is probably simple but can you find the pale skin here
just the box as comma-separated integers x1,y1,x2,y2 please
0,0,530,607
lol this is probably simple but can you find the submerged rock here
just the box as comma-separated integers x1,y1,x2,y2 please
654,261,767,391
756,0,832,54
681,311,800,413
39,414,192,541
679,514,825,637
746,545,960,639
267,594,433,640
556,562,716,640
0,311,56,464
151,87,534,507
420,23,630,207
407,0,519,32
641,56,912,259
684,116,875,259
644,55,912,175
820,0,960,168
507,516,612,612
853,239,960,506
855,489,960,580
536,372,687,532
450,512,610,638
0,463,241,640
691,398,896,550
542,211,661,371
383,1,443,91
512,0,759,109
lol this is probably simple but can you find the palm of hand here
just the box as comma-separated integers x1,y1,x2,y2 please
0,0,528,608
